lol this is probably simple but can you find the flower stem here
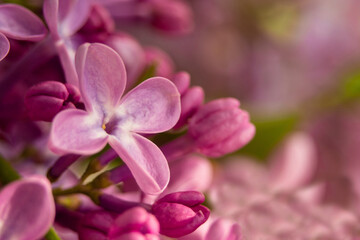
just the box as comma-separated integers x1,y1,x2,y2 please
44,228,61,240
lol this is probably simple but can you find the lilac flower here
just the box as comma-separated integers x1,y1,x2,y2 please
49,43,181,194
0,4,47,61
43,0,92,85
0,175,55,240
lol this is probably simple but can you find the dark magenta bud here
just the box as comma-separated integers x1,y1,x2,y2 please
152,191,210,238
77,211,115,240
79,4,115,41
25,81,81,121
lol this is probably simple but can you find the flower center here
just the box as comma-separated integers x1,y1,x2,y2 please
102,117,119,135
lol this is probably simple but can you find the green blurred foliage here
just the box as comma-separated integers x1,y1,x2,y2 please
236,114,299,161
0,155,21,185
341,70,360,102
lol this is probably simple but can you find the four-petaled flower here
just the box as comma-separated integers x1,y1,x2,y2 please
49,43,181,194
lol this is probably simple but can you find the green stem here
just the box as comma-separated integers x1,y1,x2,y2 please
53,184,101,204
0,155,21,185
0,155,61,240
44,228,61,240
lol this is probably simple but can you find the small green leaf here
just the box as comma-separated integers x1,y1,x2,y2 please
0,155,21,185
44,228,61,240
236,114,299,161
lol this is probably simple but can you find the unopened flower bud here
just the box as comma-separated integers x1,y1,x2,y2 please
150,0,194,35
79,4,115,38
108,207,160,240
171,71,190,95
188,98,255,157
106,33,146,88
78,211,115,240
25,81,81,121
145,47,174,78
152,191,210,238
174,86,204,129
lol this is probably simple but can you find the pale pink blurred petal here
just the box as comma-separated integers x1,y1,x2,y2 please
43,0,60,38
0,4,47,41
58,0,91,37
0,176,55,240
0,33,9,61
162,155,212,196
269,132,317,192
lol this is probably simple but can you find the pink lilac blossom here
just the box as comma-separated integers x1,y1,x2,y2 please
49,42,181,194
202,133,360,239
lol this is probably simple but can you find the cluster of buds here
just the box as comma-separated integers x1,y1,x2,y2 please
0,1,255,240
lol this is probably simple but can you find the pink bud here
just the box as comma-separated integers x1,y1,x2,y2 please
106,33,146,88
175,86,204,129
79,4,115,38
150,0,194,35
25,81,81,121
78,211,115,240
188,98,255,157
108,207,160,240
171,71,191,95
152,191,210,238
145,47,174,78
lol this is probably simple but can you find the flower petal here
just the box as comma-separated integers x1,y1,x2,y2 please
43,0,60,38
49,109,108,155
0,4,47,41
117,77,180,134
58,0,91,37
0,33,9,61
108,131,170,194
0,175,55,240
269,132,317,192
75,43,126,116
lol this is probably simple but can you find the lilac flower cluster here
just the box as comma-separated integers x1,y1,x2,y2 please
0,1,255,240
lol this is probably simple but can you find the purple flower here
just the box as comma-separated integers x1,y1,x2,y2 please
0,4,47,61
49,43,181,194
152,191,210,238
43,0,92,85
0,175,55,240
